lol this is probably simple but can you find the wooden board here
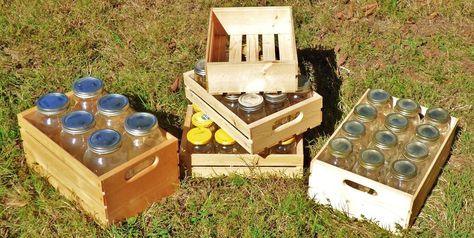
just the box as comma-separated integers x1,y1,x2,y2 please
180,105,303,178
183,70,322,154
205,7,298,94
308,89,459,232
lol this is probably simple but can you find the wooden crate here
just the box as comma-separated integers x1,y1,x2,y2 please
205,6,298,94
180,105,303,178
17,99,179,226
308,89,459,232
183,70,322,154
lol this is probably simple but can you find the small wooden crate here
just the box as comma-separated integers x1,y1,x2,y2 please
17,99,179,226
183,70,322,154
308,89,459,232
205,6,298,94
180,105,303,178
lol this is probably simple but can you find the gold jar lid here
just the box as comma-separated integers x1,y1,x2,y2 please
354,103,378,122
328,137,353,158
359,148,384,170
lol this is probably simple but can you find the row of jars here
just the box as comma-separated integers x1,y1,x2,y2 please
193,59,313,124
31,77,164,176
320,89,452,194
185,105,297,155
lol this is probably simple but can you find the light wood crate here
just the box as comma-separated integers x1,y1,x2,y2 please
205,6,298,94
17,98,180,226
180,105,303,178
308,89,459,232
183,70,322,154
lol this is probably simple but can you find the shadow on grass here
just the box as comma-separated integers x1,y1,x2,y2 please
298,48,343,168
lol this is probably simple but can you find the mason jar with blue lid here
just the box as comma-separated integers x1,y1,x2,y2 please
72,76,104,113
59,111,95,160
83,129,128,175
33,92,70,141
124,112,163,158
95,94,133,132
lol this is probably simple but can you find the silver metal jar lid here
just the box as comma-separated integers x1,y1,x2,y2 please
373,130,398,149
425,107,450,124
403,141,429,162
61,111,95,134
328,137,353,158
194,59,206,76
415,124,440,142
224,94,240,101
354,103,378,122
367,89,391,105
264,93,288,103
297,75,311,91
342,120,366,140
36,92,70,116
73,77,103,99
385,113,409,133
88,129,122,154
125,112,158,136
391,159,417,181
238,93,264,112
97,94,129,116
395,98,420,117
359,148,384,169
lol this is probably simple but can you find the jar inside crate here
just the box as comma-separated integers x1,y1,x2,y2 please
83,129,128,175
353,148,385,182
60,110,95,160
321,137,355,170
71,77,104,114
237,93,266,124
186,127,214,154
386,159,418,194
384,112,411,146
96,94,134,133
423,107,450,136
32,92,70,142
365,89,393,116
394,98,421,131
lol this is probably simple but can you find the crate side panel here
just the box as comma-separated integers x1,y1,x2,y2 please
193,166,302,178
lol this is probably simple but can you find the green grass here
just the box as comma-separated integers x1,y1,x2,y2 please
1,0,473,237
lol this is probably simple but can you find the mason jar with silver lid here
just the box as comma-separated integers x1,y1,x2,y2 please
32,92,70,141
353,148,385,182
339,120,367,154
96,94,133,132
237,93,266,124
368,130,399,166
394,98,421,130
71,76,104,114
384,113,410,146
194,59,206,88
288,75,312,105
222,94,241,114
365,89,393,116
264,93,289,115
351,103,379,137
423,107,450,136
321,137,355,170
411,124,441,155
83,129,128,175
386,159,418,193
60,111,95,160
399,141,430,175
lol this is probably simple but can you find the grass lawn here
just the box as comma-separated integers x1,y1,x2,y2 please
1,0,473,237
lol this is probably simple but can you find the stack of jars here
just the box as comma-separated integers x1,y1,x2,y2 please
320,89,451,194
30,77,164,176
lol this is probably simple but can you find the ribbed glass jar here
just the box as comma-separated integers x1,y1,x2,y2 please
384,112,411,147
386,159,418,194
353,148,385,182
320,137,355,170
95,94,133,132
423,107,450,136
59,111,95,160
394,98,421,131
32,92,70,142
339,120,367,154
237,93,266,124
71,77,104,114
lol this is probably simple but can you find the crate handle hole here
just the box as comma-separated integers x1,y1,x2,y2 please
273,112,303,133
343,179,378,196
125,156,160,182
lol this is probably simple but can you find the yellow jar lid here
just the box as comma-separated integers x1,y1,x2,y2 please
192,103,202,113
192,112,214,128
187,127,212,145
215,128,236,145
281,136,296,145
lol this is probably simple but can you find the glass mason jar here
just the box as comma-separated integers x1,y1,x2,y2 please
71,76,104,114
32,92,70,142
194,59,206,88
353,148,385,182
368,130,398,166
320,137,355,170
365,89,393,116
214,128,239,154
222,94,240,114
192,112,216,132
351,103,379,137
339,120,367,154
400,141,430,175
272,136,296,154
394,98,421,131
384,113,411,147
411,124,441,155
289,75,312,105
186,127,214,153
123,112,164,159
423,107,451,136
264,93,289,115
95,94,133,132
237,93,266,124
83,129,128,176
59,111,95,161
386,159,418,194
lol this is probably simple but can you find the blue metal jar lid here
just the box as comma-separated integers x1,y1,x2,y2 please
73,77,104,99
354,103,378,122
61,111,95,134
385,113,408,133
88,129,122,154
36,92,70,115
367,89,391,105
125,112,158,136
97,94,129,116
425,107,450,124
359,148,384,169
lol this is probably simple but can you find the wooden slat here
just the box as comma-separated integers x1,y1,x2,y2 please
192,166,303,178
277,34,293,61
262,34,275,61
247,34,259,62
228,34,242,62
